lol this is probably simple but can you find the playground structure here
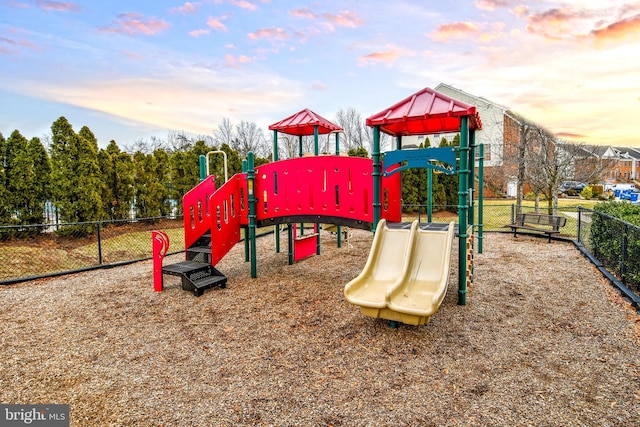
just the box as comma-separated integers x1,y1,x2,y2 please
155,87,484,325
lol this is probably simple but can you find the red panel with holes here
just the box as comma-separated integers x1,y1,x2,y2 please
208,174,243,266
183,176,217,250
253,156,401,226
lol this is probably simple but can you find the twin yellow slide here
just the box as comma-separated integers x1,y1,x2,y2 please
344,219,455,325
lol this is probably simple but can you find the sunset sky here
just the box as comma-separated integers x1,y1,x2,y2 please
1,0,639,148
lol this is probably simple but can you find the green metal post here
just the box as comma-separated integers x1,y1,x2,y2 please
288,224,294,265
314,125,319,156
298,135,303,157
458,116,470,305
272,130,280,253
272,130,279,161
199,155,207,181
242,159,249,262
372,125,381,232
396,136,402,151
247,152,257,278
478,144,485,254
427,168,433,223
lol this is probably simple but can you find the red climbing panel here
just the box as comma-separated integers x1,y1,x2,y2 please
253,156,401,227
183,176,217,250
208,174,244,266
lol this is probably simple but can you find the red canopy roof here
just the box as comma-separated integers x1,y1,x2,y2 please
269,108,343,136
366,87,482,136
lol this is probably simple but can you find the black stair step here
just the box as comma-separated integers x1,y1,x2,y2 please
193,275,227,289
162,260,209,275
187,245,212,254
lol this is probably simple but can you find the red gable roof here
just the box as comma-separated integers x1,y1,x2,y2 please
366,87,482,136
269,108,343,136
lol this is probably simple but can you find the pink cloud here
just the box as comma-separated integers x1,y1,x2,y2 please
189,28,210,38
0,34,38,54
322,10,363,28
36,0,81,12
248,27,288,41
290,8,315,19
120,50,145,61
290,8,364,31
429,22,482,42
230,0,256,11
511,5,529,18
525,8,593,39
223,53,253,68
99,13,171,36
358,49,402,66
308,80,327,91
4,1,30,9
474,0,512,12
207,16,228,32
170,2,199,14
591,13,640,42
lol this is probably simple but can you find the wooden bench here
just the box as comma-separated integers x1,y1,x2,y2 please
507,213,567,243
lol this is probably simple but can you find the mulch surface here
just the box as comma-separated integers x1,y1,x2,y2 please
1,231,639,426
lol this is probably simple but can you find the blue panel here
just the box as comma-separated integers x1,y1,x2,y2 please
382,147,457,177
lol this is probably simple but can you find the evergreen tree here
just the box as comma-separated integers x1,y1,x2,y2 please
169,140,212,211
347,147,368,158
10,136,50,225
152,148,171,216
0,132,10,225
433,135,460,212
133,151,163,218
98,140,135,220
4,130,29,224
49,117,102,234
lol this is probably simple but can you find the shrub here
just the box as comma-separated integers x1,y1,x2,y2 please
581,186,593,199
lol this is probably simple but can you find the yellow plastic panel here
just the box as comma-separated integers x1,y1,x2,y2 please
344,220,417,309
386,222,455,318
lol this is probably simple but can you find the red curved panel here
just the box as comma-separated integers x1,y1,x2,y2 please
254,156,401,225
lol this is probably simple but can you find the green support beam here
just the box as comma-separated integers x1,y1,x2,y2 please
247,152,257,278
372,125,381,232
199,155,206,181
457,116,470,306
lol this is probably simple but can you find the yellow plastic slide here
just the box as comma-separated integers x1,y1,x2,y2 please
344,220,455,325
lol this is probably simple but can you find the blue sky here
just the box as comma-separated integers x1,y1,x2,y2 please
1,0,640,148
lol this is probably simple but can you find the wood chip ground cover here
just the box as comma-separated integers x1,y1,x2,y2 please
1,231,639,426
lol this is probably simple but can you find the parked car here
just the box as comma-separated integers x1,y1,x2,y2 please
559,181,587,193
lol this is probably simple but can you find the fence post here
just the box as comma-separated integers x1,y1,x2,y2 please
577,206,582,243
621,223,628,285
511,204,515,224
97,222,103,265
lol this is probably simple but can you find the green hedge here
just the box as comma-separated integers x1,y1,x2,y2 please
591,202,640,291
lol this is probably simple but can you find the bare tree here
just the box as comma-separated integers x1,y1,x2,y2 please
213,117,236,148
524,127,609,214
166,130,194,152
235,121,267,158
335,107,365,151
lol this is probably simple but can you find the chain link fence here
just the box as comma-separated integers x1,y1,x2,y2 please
0,217,184,284
1,204,639,307
578,207,640,297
